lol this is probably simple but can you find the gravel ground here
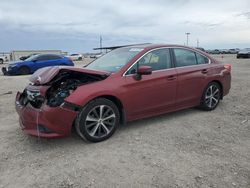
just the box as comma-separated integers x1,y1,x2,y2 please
0,55,249,188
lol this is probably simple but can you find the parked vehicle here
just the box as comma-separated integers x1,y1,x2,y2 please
196,47,205,52
228,49,239,54
15,44,231,142
220,49,229,54
67,54,83,61
237,48,250,58
0,55,8,64
2,54,74,75
209,49,221,54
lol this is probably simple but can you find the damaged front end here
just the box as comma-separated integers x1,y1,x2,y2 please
16,66,109,137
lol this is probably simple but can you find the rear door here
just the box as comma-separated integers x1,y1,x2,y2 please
123,48,177,119
172,48,210,107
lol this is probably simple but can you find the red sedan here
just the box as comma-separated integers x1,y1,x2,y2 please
15,44,231,142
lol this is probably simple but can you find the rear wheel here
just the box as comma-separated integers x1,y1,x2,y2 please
199,82,221,111
75,98,120,142
19,66,30,75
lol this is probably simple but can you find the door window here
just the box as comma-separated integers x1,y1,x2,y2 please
173,48,197,67
126,48,171,75
36,54,61,61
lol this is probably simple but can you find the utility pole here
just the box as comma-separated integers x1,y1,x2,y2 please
185,32,190,46
100,35,102,53
197,38,199,48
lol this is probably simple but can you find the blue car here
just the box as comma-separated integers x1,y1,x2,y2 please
2,54,74,75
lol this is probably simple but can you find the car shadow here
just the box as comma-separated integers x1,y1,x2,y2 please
118,107,204,131
21,107,206,149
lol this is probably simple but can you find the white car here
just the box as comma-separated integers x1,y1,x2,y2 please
0,55,7,64
67,54,83,61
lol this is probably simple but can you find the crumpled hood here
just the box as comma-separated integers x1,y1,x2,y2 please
29,66,110,85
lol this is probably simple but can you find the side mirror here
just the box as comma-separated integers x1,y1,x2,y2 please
134,66,152,80
137,66,152,75
32,59,38,62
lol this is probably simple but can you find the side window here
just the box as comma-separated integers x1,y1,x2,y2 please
173,48,197,67
49,55,62,60
36,55,48,61
125,48,171,75
196,53,209,64
138,48,171,71
36,55,61,61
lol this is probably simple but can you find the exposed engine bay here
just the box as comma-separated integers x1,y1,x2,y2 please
46,78,81,107
19,70,107,109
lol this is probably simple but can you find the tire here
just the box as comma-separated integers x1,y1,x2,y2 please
19,66,30,75
0,59,3,64
199,82,222,111
75,98,120,142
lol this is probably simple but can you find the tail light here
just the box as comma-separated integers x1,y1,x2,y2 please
224,64,231,72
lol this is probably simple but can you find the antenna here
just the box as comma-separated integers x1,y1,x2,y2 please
185,32,190,46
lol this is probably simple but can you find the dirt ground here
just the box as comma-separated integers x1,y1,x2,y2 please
0,55,249,188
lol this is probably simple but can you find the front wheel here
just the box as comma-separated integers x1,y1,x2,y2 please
19,66,30,75
75,98,120,142
199,82,222,111
0,59,3,64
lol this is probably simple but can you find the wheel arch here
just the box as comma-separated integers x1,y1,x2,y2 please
92,95,126,125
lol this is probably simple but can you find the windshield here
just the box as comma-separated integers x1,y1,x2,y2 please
25,54,40,61
86,47,143,72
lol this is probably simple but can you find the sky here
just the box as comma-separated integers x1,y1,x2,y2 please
0,0,249,53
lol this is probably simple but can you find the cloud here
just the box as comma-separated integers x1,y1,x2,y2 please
0,0,249,52
236,11,250,19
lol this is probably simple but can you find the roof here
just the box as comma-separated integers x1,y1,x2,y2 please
93,43,151,50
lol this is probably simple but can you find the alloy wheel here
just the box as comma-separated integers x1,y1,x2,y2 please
205,85,220,108
85,105,116,138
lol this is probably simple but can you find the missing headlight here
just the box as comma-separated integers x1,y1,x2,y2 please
21,89,45,108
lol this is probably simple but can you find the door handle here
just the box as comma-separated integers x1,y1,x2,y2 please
201,69,208,74
167,75,177,81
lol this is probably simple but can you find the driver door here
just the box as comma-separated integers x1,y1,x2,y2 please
123,48,177,119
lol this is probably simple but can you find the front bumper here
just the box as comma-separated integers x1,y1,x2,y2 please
2,66,17,75
15,92,78,138
2,67,8,75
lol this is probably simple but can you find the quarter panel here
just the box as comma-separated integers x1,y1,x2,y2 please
176,64,210,107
